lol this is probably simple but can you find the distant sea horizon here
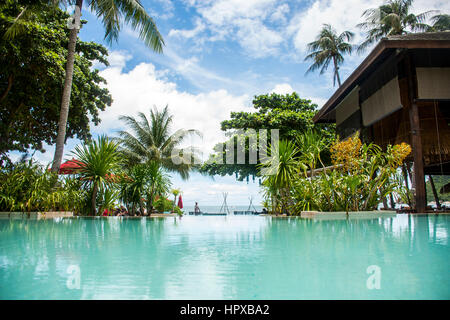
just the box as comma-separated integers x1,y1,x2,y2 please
182,204,264,213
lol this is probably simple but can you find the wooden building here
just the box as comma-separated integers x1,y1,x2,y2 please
313,32,450,213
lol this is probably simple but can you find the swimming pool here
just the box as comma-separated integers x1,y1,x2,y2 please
0,215,448,299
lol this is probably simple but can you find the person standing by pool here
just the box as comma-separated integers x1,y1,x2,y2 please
194,202,200,214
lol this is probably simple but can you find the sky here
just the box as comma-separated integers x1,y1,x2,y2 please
19,0,450,207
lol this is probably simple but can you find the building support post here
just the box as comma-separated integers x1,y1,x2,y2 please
405,54,426,213
429,175,441,210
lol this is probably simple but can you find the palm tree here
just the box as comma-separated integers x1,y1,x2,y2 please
145,161,171,214
304,24,354,87
357,0,435,52
117,106,202,179
5,1,164,173
428,14,450,31
72,135,121,215
119,161,171,215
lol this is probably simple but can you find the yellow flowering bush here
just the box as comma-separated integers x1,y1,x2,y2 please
330,132,362,171
388,143,412,168
290,131,412,214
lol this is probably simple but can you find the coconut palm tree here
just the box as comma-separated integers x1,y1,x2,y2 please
428,14,450,31
72,135,121,215
117,105,202,179
5,1,164,173
357,0,435,52
304,24,354,87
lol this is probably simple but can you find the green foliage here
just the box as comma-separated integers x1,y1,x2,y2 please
98,188,119,214
201,92,335,180
428,14,450,32
153,197,173,213
72,135,121,215
221,93,318,138
259,140,303,214
0,160,86,212
260,133,411,214
118,161,171,215
357,0,435,52
426,176,450,202
0,2,112,158
173,206,183,216
304,24,354,87
117,106,201,180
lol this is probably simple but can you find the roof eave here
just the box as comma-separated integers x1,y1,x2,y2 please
313,37,450,123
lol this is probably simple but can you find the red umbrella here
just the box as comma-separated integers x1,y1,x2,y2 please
58,158,84,174
177,194,183,209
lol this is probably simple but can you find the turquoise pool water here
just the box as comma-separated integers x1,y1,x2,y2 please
0,215,449,299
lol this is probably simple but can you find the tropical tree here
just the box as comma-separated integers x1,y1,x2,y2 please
201,92,335,180
357,0,435,52
0,2,111,161
118,161,170,215
117,106,202,179
145,161,171,214
428,14,450,31
259,140,302,215
4,0,165,173
72,135,121,215
304,24,354,87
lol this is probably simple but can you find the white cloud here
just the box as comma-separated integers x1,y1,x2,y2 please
270,3,290,24
95,51,251,159
179,0,288,58
288,0,383,54
168,19,206,39
235,19,284,58
107,50,133,68
271,83,294,95
289,0,450,54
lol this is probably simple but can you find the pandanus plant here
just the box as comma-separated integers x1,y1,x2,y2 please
72,135,121,215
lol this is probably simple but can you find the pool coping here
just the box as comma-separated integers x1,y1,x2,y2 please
0,212,178,219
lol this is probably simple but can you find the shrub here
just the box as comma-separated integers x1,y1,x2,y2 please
0,160,86,213
154,197,173,213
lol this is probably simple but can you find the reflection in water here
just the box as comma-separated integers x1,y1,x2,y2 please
0,215,449,299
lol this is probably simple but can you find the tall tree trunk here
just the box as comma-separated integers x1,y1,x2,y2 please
402,164,411,207
146,193,152,216
51,0,83,172
429,175,441,210
333,56,341,87
389,193,395,210
382,197,388,210
91,181,98,216
139,198,145,216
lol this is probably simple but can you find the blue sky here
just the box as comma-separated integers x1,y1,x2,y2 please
22,0,450,207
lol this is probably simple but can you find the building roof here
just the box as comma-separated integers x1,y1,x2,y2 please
313,32,450,123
